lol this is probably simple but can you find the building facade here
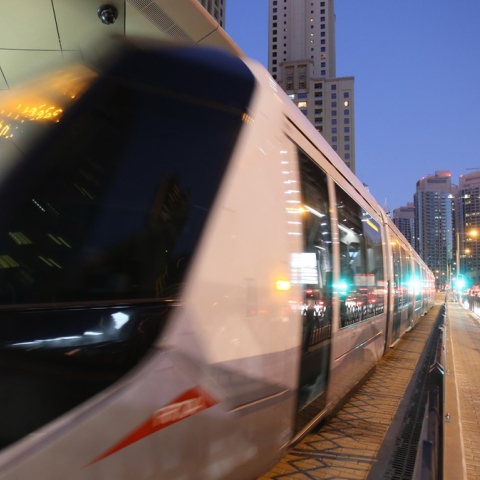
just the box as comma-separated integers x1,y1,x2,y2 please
393,202,415,248
197,0,225,26
457,171,480,285
268,0,355,172
414,171,457,290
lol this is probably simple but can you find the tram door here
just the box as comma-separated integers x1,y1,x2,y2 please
391,239,403,344
294,148,333,433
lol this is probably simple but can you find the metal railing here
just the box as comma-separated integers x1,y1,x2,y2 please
461,293,480,316
413,304,446,480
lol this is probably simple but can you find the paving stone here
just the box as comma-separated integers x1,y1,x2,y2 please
259,298,443,479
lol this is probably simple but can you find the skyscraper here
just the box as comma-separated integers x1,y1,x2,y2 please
268,0,355,172
414,171,457,290
457,171,480,285
393,202,415,248
197,0,225,27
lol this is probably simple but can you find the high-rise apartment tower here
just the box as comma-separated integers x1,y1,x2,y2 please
457,171,480,285
197,0,225,27
393,202,415,248
414,170,457,290
268,0,355,172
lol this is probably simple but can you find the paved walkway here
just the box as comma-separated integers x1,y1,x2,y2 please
259,301,442,480
444,300,480,480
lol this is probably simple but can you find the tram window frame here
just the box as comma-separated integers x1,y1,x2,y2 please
335,185,386,328
391,237,408,341
295,148,334,348
392,240,404,309
294,146,333,416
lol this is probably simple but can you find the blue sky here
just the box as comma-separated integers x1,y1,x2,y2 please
225,1,480,212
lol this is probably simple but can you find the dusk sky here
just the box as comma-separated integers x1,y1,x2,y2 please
226,1,480,212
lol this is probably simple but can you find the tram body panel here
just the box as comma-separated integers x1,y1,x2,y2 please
328,316,386,405
0,348,289,480
159,78,302,379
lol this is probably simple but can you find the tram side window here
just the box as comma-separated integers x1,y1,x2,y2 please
392,240,403,309
296,149,333,352
414,263,422,302
391,239,406,342
422,267,431,303
403,251,414,310
335,186,385,327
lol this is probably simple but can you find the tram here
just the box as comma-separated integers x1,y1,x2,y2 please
0,39,434,479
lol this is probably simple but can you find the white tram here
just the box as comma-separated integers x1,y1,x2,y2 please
0,39,434,479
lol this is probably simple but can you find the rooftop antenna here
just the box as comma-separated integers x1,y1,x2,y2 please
383,197,390,217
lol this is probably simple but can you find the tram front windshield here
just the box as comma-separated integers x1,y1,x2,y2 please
0,45,255,307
